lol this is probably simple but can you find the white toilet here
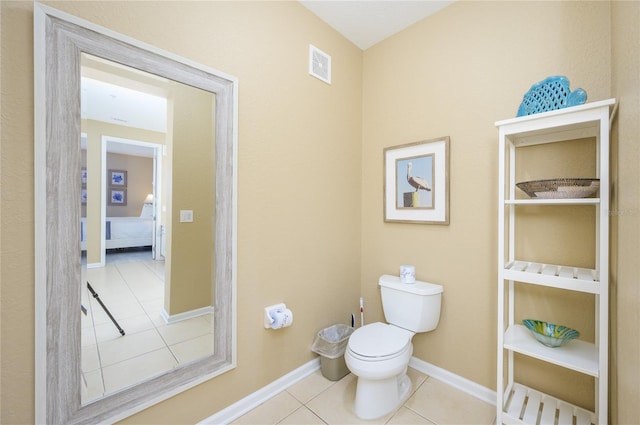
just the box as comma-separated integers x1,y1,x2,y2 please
344,274,443,420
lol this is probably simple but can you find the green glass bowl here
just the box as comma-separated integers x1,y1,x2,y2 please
522,319,580,348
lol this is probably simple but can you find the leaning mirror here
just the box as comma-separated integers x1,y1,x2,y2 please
34,4,237,423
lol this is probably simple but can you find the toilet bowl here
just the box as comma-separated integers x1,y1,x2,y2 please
345,275,443,420
344,322,414,419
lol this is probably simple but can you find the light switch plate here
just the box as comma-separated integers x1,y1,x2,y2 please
179,210,193,222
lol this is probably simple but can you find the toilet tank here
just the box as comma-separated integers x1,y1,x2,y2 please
378,275,443,333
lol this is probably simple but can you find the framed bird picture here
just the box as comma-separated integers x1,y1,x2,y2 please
384,137,450,224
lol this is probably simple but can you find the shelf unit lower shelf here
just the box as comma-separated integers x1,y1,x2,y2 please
503,325,598,376
503,383,595,425
503,261,600,294
505,198,600,206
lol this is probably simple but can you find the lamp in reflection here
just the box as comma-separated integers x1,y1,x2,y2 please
140,193,154,218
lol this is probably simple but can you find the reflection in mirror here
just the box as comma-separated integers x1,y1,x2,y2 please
79,55,216,404
35,4,237,423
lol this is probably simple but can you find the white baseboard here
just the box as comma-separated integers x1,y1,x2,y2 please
198,358,321,425
409,357,496,406
200,356,495,424
161,305,214,324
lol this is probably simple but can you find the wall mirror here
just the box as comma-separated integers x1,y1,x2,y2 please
34,4,237,423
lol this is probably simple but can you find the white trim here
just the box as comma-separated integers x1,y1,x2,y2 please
33,5,47,423
198,359,321,425
98,134,164,268
161,306,214,324
409,357,496,406
100,136,107,266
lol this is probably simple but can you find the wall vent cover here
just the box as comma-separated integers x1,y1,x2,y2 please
309,44,331,84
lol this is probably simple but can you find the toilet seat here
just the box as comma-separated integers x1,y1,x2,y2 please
347,322,413,361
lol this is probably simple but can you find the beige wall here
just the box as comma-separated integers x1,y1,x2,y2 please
361,0,635,419
611,1,640,424
0,1,362,423
105,152,154,217
362,0,610,393
166,82,215,315
1,0,638,424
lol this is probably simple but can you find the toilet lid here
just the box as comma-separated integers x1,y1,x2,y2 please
348,322,413,358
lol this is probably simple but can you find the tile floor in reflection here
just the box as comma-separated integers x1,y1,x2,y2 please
231,368,496,425
81,249,213,403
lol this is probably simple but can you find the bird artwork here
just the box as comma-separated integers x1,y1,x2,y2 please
407,162,431,192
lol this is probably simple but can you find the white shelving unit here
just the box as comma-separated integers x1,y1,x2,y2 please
496,99,616,425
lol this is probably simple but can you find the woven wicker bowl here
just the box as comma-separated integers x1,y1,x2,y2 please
516,178,599,199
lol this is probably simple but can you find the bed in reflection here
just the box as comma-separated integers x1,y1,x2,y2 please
81,217,154,250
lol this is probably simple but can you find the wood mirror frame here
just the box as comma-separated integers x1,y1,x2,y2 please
34,4,237,423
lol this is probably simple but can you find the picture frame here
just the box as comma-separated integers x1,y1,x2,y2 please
108,188,127,206
80,167,87,205
108,169,127,187
384,136,450,224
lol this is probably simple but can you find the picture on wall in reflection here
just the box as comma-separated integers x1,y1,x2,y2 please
109,169,127,186
108,188,127,206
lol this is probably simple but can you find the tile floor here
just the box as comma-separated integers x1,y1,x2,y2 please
231,368,496,425
80,248,214,403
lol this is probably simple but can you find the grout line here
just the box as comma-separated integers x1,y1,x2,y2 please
276,405,328,425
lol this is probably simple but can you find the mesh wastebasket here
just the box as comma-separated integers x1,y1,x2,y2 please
311,324,354,381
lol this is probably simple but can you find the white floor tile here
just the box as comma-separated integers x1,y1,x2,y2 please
81,368,105,404
278,406,326,424
170,333,215,365
388,406,436,424
232,368,494,425
90,296,148,322
140,298,165,320
142,259,165,279
286,370,335,404
98,328,167,367
405,377,495,425
231,391,303,425
81,321,98,347
101,347,177,394
82,344,101,373
306,373,394,424
93,313,155,343
156,316,212,346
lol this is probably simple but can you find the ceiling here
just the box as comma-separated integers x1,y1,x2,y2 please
81,77,167,134
299,0,456,50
